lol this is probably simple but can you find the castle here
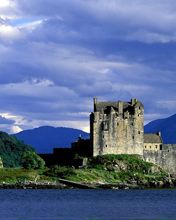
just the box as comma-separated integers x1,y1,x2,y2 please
90,98,176,175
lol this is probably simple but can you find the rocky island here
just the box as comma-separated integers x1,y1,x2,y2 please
0,98,176,189
0,154,175,189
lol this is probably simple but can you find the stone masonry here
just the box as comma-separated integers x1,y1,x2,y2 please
90,98,144,156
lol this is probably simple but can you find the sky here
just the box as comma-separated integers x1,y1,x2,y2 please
0,0,176,134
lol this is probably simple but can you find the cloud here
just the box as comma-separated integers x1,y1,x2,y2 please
0,115,15,124
10,125,22,134
0,24,22,41
0,0,175,133
13,0,176,43
0,0,18,20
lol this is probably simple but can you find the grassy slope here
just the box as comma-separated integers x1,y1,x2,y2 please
45,154,168,184
0,168,55,184
0,155,169,186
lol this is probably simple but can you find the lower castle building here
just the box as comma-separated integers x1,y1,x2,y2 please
90,98,176,174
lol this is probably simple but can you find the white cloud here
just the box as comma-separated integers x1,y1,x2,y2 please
10,125,22,134
0,0,18,21
19,19,43,31
0,24,22,41
0,0,11,8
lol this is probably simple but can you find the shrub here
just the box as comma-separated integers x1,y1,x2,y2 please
89,154,153,174
44,166,75,179
21,151,45,169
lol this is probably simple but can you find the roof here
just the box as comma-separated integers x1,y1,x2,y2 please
144,134,162,144
95,101,130,112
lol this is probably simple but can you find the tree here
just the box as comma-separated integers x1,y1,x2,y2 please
22,151,45,169
0,131,34,167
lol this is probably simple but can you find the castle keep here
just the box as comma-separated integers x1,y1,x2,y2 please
90,98,176,174
90,98,144,156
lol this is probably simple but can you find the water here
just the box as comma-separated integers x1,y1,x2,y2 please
0,189,175,220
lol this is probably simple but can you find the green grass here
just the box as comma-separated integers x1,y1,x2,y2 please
0,168,38,183
43,154,168,184
0,168,55,184
89,154,153,173
0,154,170,186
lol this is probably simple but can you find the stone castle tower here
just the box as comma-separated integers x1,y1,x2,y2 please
90,98,144,156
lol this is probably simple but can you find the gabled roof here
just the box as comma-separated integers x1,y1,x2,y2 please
144,134,162,144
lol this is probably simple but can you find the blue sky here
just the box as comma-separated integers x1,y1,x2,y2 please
0,0,176,133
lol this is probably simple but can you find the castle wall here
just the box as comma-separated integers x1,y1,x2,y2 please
143,144,176,175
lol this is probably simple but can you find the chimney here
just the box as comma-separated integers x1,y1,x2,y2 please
157,131,161,137
93,97,97,105
131,98,138,105
118,101,123,114
93,97,97,111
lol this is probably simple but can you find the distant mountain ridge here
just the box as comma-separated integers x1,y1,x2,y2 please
144,114,176,144
14,126,90,153
13,114,176,154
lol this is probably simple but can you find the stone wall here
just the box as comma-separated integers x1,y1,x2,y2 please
143,144,176,174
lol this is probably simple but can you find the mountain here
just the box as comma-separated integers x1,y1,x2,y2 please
14,126,90,153
144,114,176,144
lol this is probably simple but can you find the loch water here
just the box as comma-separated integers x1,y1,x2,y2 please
0,189,176,220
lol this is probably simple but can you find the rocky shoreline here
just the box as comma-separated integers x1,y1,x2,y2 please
0,181,67,189
0,177,176,189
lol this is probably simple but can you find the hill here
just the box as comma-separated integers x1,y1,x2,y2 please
144,114,176,144
0,131,42,168
14,126,90,153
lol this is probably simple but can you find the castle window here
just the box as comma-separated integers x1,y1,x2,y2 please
138,131,140,134
155,145,158,149
150,146,151,149
132,136,134,139
145,146,147,149
106,145,108,148
160,145,162,150
102,121,108,131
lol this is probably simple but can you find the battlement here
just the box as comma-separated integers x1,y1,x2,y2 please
93,98,143,115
